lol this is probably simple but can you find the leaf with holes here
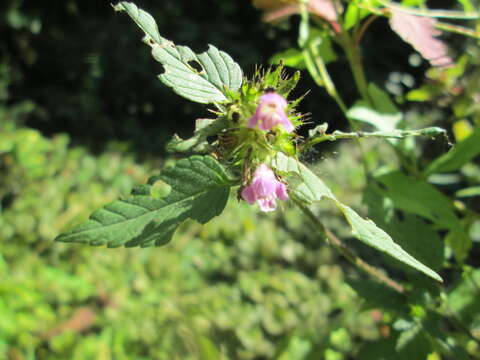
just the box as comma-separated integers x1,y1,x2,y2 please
272,153,443,282
56,156,232,248
114,2,242,104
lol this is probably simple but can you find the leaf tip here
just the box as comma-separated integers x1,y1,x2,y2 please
111,2,125,12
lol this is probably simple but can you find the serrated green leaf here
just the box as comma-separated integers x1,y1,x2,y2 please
424,126,480,176
337,203,442,282
271,153,334,203
363,184,444,271
114,2,242,104
56,156,231,248
272,153,443,282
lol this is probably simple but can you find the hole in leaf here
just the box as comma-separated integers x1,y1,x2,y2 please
157,63,166,75
150,180,172,199
206,135,217,144
190,44,209,54
188,60,204,74
232,112,240,123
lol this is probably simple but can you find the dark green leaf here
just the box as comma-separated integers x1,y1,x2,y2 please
347,278,408,313
271,153,335,203
363,184,444,271
424,126,480,176
56,156,231,248
376,171,460,230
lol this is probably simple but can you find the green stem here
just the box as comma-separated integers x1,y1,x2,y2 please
302,39,372,177
436,21,480,39
301,127,446,151
298,0,348,115
340,32,373,106
294,198,406,294
298,4,371,176
302,45,348,114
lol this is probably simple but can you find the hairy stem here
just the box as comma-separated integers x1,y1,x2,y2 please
302,44,348,114
295,198,405,294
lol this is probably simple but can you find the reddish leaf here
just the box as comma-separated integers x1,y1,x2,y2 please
389,9,452,67
252,0,339,24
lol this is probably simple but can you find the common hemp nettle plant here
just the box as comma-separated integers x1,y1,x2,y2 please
57,1,468,285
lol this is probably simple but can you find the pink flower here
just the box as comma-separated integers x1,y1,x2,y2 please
241,164,289,212
248,92,295,132
389,9,452,67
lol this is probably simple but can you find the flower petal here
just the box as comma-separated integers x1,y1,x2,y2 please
241,186,257,204
275,182,289,201
258,197,277,212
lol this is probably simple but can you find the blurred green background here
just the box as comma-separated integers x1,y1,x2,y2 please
1,0,479,359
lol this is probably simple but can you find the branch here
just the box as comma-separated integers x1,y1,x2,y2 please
301,126,446,150
294,198,406,294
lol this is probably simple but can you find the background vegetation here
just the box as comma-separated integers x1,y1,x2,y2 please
1,0,479,359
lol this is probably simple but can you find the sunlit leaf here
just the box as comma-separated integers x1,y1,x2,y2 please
56,156,231,248
445,228,472,263
114,2,242,104
273,153,443,282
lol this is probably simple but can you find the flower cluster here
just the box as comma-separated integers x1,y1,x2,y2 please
242,91,292,212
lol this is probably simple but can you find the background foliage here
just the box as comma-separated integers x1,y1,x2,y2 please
1,0,480,359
